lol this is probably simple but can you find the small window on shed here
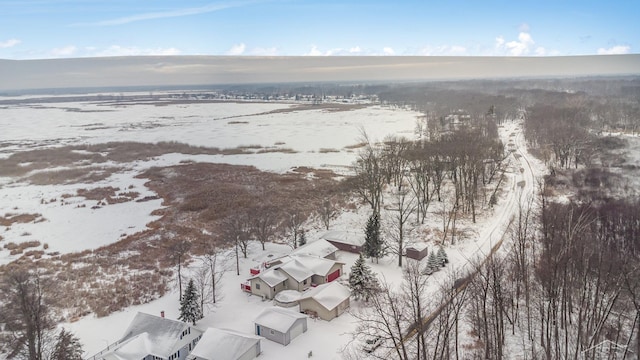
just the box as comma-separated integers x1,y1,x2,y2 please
256,283,261,290
270,329,275,335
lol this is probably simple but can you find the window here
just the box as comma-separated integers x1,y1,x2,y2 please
270,329,275,335
256,283,261,290
303,279,307,285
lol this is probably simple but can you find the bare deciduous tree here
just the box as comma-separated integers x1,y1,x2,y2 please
0,269,55,360
168,239,192,297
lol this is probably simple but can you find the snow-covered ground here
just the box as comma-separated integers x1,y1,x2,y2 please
0,101,420,264
2,97,543,359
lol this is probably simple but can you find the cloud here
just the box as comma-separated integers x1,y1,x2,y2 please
519,23,530,33
72,0,258,27
226,43,246,55
91,45,181,57
51,45,77,57
496,32,536,56
0,38,21,48
597,45,630,55
303,45,347,56
417,45,467,56
383,47,395,56
248,47,279,56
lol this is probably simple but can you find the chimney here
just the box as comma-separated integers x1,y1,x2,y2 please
160,311,165,318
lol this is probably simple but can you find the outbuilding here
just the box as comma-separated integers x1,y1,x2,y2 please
406,243,429,260
254,307,308,346
320,230,364,253
298,282,351,321
187,328,261,360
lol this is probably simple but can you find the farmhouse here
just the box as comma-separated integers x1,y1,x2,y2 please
187,328,261,360
254,307,308,346
97,312,203,360
298,282,351,321
320,230,364,253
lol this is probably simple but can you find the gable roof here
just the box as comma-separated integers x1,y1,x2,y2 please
320,230,365,246
190,328,260,360
278,258,314,282
250,267,288,287
254,307,307,333
299,282,351,311
292,239,338,258
103,312,199,359
293,254,343,276
101,333,158,360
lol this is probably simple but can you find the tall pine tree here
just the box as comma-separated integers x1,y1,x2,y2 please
179,279,203,325
349,253,380,302
426,251,440,274
436,246,448,266
363,213,384,263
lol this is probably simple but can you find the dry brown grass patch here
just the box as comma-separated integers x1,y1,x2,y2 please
0,213,43,226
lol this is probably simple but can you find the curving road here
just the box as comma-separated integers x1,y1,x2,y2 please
397,118,540,349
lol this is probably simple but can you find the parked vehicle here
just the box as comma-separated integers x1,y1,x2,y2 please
363,336,382,353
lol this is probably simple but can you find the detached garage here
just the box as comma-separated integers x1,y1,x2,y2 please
254,307,308,346
188,328,261,360
298,282,351,321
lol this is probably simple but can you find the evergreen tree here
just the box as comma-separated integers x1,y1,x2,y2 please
349,253,380,301
436,246,448,266
298,230,307,247
426,251,440,274
51,328,83,360
179,279,203,325
363,213,384,263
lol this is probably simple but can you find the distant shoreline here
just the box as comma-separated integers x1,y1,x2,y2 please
1,55,639,92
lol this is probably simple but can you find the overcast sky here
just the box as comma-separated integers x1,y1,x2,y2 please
1,0,638,59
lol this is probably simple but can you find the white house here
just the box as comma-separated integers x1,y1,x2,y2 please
187,328,261,360
98,312,203,360
298,281,351,321
254,307,308,346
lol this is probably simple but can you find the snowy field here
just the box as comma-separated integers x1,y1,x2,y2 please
64,119,540,359
1,97,543,359
0,100,419,264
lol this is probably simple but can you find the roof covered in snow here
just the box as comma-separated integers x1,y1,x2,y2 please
250,267,288,287
254,307,307,333
101,312,201,359
278,258,314,281
190,328,260,360
101,333,161,360
320,230,365,246
274,290,303,303
292,239,338,258
299,282,351,311
293,254,342,276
